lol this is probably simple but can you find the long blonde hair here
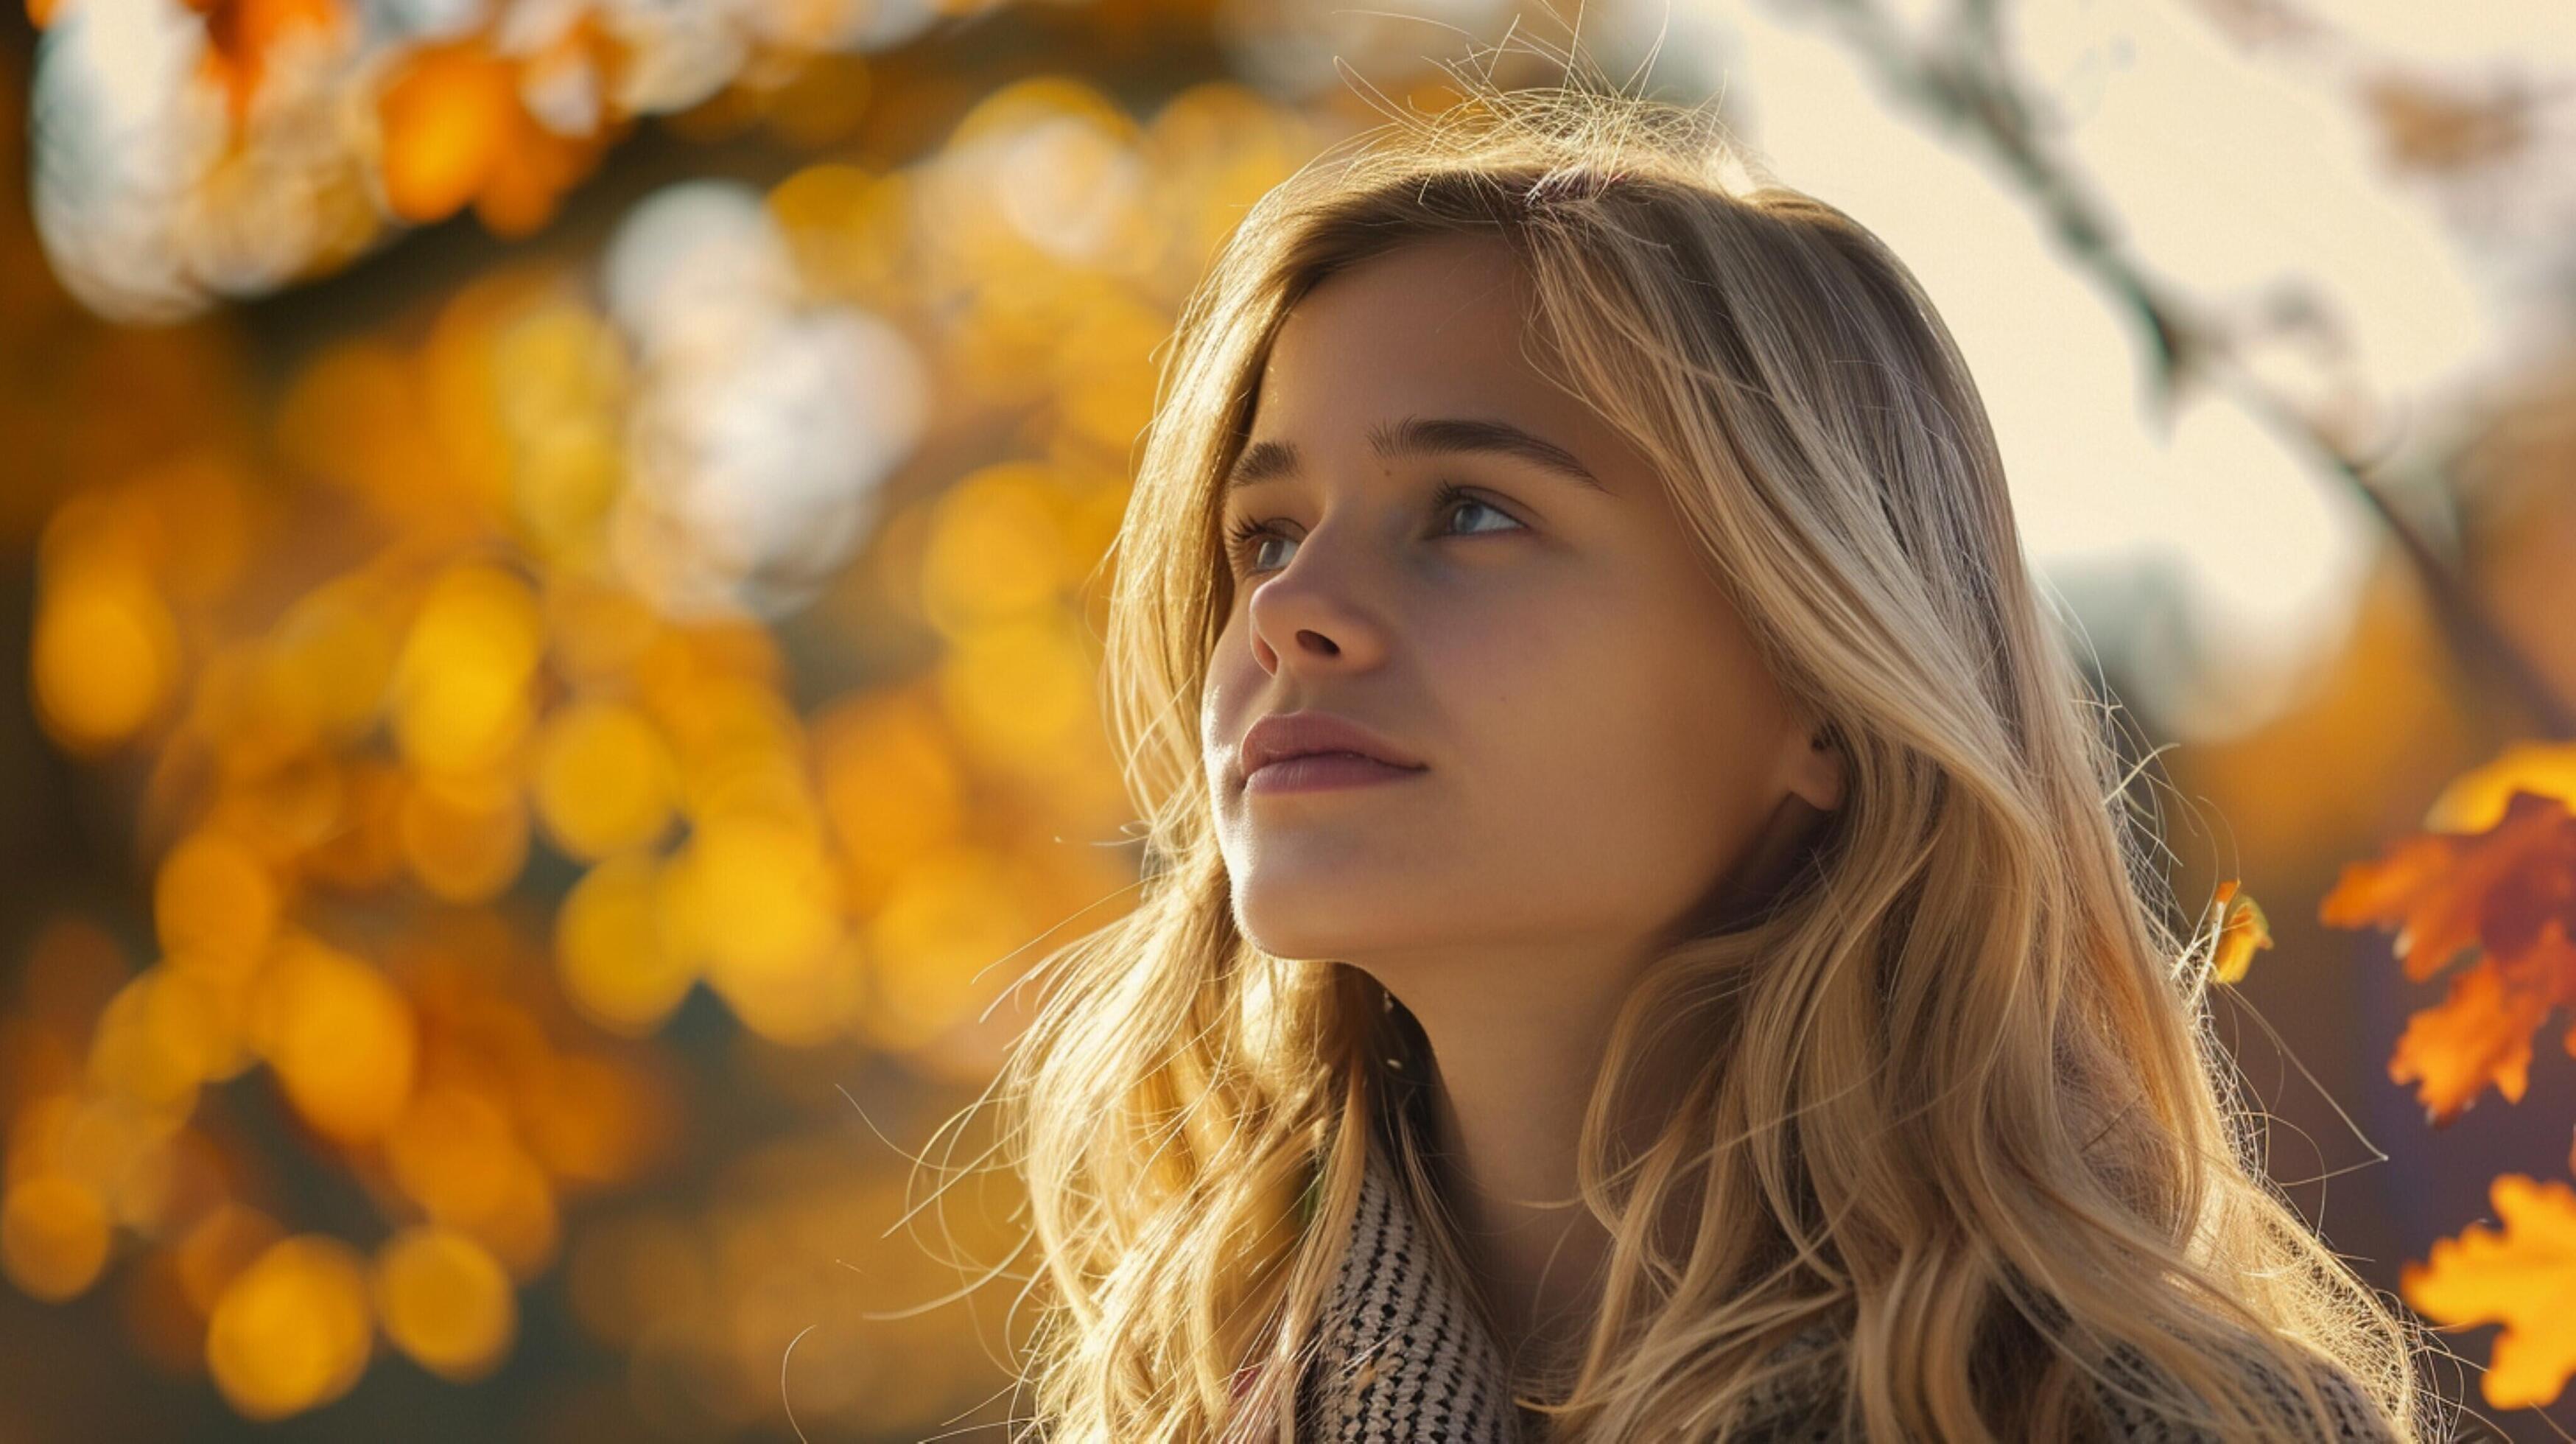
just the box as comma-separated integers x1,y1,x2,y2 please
968,76,2438,1444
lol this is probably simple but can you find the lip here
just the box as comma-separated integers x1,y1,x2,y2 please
1243,752,1429,795
1238,709,1428,785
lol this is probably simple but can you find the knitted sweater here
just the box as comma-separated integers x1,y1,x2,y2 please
1275,1143,2402,1443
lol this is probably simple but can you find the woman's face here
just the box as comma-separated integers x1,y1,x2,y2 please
1203,234,1842,981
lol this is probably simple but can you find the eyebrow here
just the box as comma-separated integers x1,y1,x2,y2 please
1222,415,1610,497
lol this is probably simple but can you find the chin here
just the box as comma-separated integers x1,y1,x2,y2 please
1232,897,1393,966
1234,922,1353,965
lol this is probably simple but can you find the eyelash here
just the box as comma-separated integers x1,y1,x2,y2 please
1221,480,1521,576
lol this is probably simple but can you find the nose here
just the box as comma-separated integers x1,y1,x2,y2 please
1242,526,1394,674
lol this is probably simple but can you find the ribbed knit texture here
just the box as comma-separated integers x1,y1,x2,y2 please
1295,1140,1524,1441
1292,1143,1840,1443
1288,1143,2402,1443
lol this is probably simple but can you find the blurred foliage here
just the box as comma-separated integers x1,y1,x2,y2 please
0,0,1542,1437
9,0,2576,1437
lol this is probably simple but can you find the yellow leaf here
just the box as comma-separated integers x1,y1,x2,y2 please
2426,739,2576,833
2401,1174,2576,1409
2208,878,2273,985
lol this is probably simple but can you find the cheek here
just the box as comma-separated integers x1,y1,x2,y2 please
1446,583,1702,786
1201,615,1257,747
1442,593,1763,887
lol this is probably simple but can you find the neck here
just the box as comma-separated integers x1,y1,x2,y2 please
1390,950,1699,1381
1358,794,1829,1379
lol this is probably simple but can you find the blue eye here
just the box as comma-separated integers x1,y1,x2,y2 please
1221,480,1523,577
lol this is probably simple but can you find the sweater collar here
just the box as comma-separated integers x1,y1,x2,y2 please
1294,1143,1844,1443
1277,1144,2398,1443
1297,1141,1527,1440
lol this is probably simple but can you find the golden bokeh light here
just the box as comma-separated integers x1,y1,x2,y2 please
299,757,410,891
390,561,544,777
104,1120,227,1236
542,571,664,687
204,1235,375,1421
4,1093,77,1191
264,576,402,745
384,1082,522,1226
816,687,971,901
144,964,254,1090
153,830,282,976
175,1205,286,1319
936,611,1098,765
398,767,532,904
249,938,418,1145
531,700,677,861
459,1149,561,1282
555,852,698,1037
1,1173,113,1303
491,301,630,557
1050,294,1168,452
191,635,323,782
273,340,462,527
710,934,868,1049
860,846,1032,1056
651,673,807,820
86,973,208,1114
35,1093,186,1205
666,814,846,990
769,162,910,309
513,1052,666,1191
30,565,180,752
373,1226,518,1381
919,462,1069,634
927,77,1149,281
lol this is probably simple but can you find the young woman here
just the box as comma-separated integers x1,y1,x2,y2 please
978,78,2434,1443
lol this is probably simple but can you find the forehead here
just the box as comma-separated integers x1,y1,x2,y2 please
1249,236,1584,441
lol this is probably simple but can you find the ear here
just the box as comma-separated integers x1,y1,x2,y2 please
1787,716,1847,814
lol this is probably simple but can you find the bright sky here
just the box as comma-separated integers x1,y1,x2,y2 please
1596,0,2576,739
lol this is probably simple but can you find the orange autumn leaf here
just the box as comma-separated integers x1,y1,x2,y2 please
474,120,620,239
192,0,343,130
2320,788,2576,984
2208,878,2272,985
2401,1174,2576,1409
2323,784,2576,1124
2389,957,2552,1124
379,41,522,225
468,15,627,237
377,36,621,238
